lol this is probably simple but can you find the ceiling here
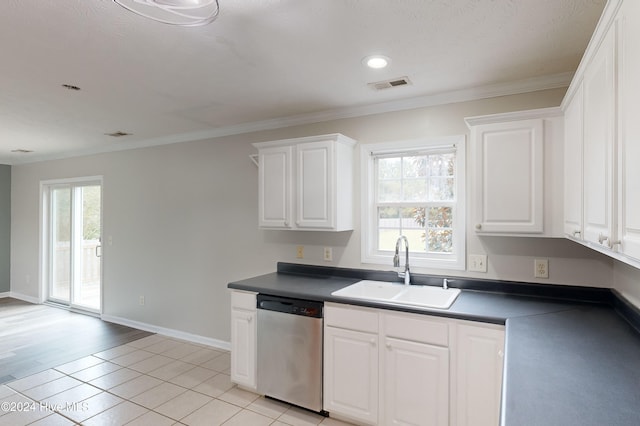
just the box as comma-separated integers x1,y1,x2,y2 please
0,0,606,165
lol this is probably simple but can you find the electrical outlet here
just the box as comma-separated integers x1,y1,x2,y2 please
534,259,549,278
468,254,488,272
139,296,145,306
296,245,304,259
324,247,333,261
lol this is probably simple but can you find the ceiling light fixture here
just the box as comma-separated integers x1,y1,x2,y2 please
113,0,220,26
363,55,391,69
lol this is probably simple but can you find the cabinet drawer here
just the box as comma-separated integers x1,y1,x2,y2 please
325,304,378,333
231,290,257,311
382,312,449,347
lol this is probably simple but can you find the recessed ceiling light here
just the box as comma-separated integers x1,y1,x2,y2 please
363,55,391,69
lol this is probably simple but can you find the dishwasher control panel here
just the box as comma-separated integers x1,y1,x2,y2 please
257,294,323,318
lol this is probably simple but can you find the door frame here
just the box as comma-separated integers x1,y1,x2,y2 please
39,176,104,314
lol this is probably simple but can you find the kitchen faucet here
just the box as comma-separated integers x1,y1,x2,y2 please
394,236,411,285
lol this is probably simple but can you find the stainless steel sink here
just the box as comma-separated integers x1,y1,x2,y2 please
331,280,461,309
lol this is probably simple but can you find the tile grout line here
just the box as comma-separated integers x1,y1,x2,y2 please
4,336,343,426
5,337,230,425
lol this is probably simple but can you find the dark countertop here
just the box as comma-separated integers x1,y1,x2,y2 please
228,265,640,426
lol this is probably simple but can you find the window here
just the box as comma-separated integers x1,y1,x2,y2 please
361,136,465,270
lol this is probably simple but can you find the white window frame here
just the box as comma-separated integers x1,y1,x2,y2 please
361,136,466,270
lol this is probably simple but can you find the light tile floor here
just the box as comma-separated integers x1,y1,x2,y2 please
0,335,357,426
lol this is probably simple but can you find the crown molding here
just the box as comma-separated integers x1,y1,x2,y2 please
11,72,572,165
464,106,563,127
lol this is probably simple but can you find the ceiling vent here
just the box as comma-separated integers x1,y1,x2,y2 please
105,131,132,137
368,76,412,91
62,84,81,91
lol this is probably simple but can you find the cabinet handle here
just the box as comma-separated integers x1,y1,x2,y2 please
386,343,392,349
598,234,609,245
498,349,504,358
248,316,253,323
573,230,581,238
475,224,482,230
597,234,620,249
370,339,376,346
284,221,289,227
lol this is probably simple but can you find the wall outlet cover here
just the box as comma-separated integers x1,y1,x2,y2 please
324,247,333,261
296,245,304,259
468,254,488,272
535,259,549,279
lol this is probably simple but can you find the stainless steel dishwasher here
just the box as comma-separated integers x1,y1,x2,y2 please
257,294,325,414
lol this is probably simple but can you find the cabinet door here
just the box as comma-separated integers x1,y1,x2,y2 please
618,1,640,260
454,324,505,426
296,141,335,229
473,119,544,234
258,146,292,228
564,84,584,239
230,309,257,390
324,326,378,425
383,337,449,426
583,27,616,247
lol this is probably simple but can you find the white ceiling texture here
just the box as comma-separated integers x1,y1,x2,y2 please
0,0,606,165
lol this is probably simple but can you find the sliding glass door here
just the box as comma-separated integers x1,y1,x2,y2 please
46,180,102,312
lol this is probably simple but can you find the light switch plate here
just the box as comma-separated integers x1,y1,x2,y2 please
469,254,488,272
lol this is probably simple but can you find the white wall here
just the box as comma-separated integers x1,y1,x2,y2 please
0,164,10,293
614,262,640,308
11,87,619,344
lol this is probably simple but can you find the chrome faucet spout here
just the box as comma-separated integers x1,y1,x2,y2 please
394,236,411,285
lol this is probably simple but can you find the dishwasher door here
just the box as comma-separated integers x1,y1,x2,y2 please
257,295,323,412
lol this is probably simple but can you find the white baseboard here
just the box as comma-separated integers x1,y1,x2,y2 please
101,314,231,351
0,292,10,298
8,292,41,304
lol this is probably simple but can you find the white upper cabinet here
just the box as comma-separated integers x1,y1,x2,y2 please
617,0,640,260
467,109,563,237
258,145,292,228
561,0,640,266
296,141,334,229
254,134,356,231
563,83,584,239
582,26,617,247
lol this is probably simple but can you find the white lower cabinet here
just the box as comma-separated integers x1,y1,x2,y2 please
383,337,449,426
453,322,505,426
324,326,379,425
324,303,504,426
229,290,257,391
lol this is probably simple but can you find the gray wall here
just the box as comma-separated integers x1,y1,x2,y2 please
11,88,625,344
0,165,9,293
